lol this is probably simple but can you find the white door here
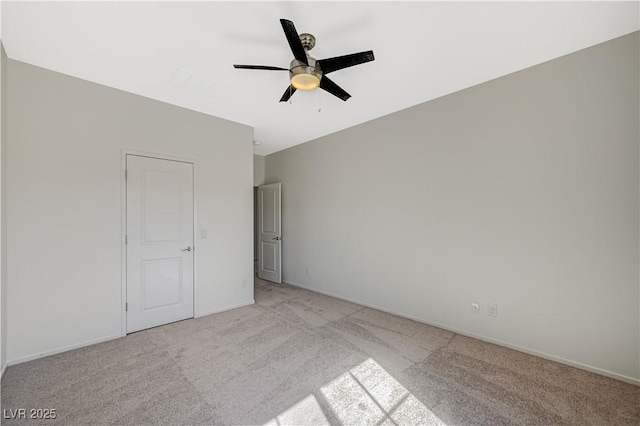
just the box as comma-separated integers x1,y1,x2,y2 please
126,155,194,333
258,183,282,283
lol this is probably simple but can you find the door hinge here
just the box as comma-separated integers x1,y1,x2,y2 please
126,302,128,312
125,169,128,180
125,235,128,244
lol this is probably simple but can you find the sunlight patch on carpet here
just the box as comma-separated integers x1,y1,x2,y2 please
264,358,445,425
263,394,330,426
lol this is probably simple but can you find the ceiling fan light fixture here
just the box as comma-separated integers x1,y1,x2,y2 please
291,73,320,91
289,59,322,91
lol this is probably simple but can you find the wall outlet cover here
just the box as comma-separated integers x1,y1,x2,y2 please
488,304,498,317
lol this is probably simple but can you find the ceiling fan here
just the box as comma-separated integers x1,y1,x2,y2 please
234,19,375,102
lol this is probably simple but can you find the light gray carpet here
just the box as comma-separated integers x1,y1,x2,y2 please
2,278,638,425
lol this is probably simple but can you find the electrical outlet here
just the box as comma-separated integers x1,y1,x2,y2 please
471,303,480,314
306,268,311,275
488,304,498,317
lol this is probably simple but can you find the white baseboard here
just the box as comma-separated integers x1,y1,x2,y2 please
196,299,255,318
5,301,256,368
284,280,640,387
1,362,7,380
7,333,122,367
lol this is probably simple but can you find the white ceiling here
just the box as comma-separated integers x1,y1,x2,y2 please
2,1,638,155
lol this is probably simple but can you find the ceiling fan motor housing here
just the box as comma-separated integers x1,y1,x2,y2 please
289,56,323,91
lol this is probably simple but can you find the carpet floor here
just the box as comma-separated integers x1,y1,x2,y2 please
1,278,638,425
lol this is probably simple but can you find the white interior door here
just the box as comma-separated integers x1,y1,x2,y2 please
126,155,194,333
258,183,282,283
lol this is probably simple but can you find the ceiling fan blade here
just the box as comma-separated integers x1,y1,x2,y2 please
317,50,375,74
279,85,297,102
233,65,288,71
319,76,351,101
280,19,308,65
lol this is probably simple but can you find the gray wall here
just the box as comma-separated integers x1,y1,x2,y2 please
253,155,265,262
265,32,640,382
253,154,265,187
1,43,7,375
6,59,254,363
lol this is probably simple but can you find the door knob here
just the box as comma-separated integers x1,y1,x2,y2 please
272,237,281,241
181,246,192,252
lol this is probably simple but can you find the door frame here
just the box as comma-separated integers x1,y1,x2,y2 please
120,150,198,337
